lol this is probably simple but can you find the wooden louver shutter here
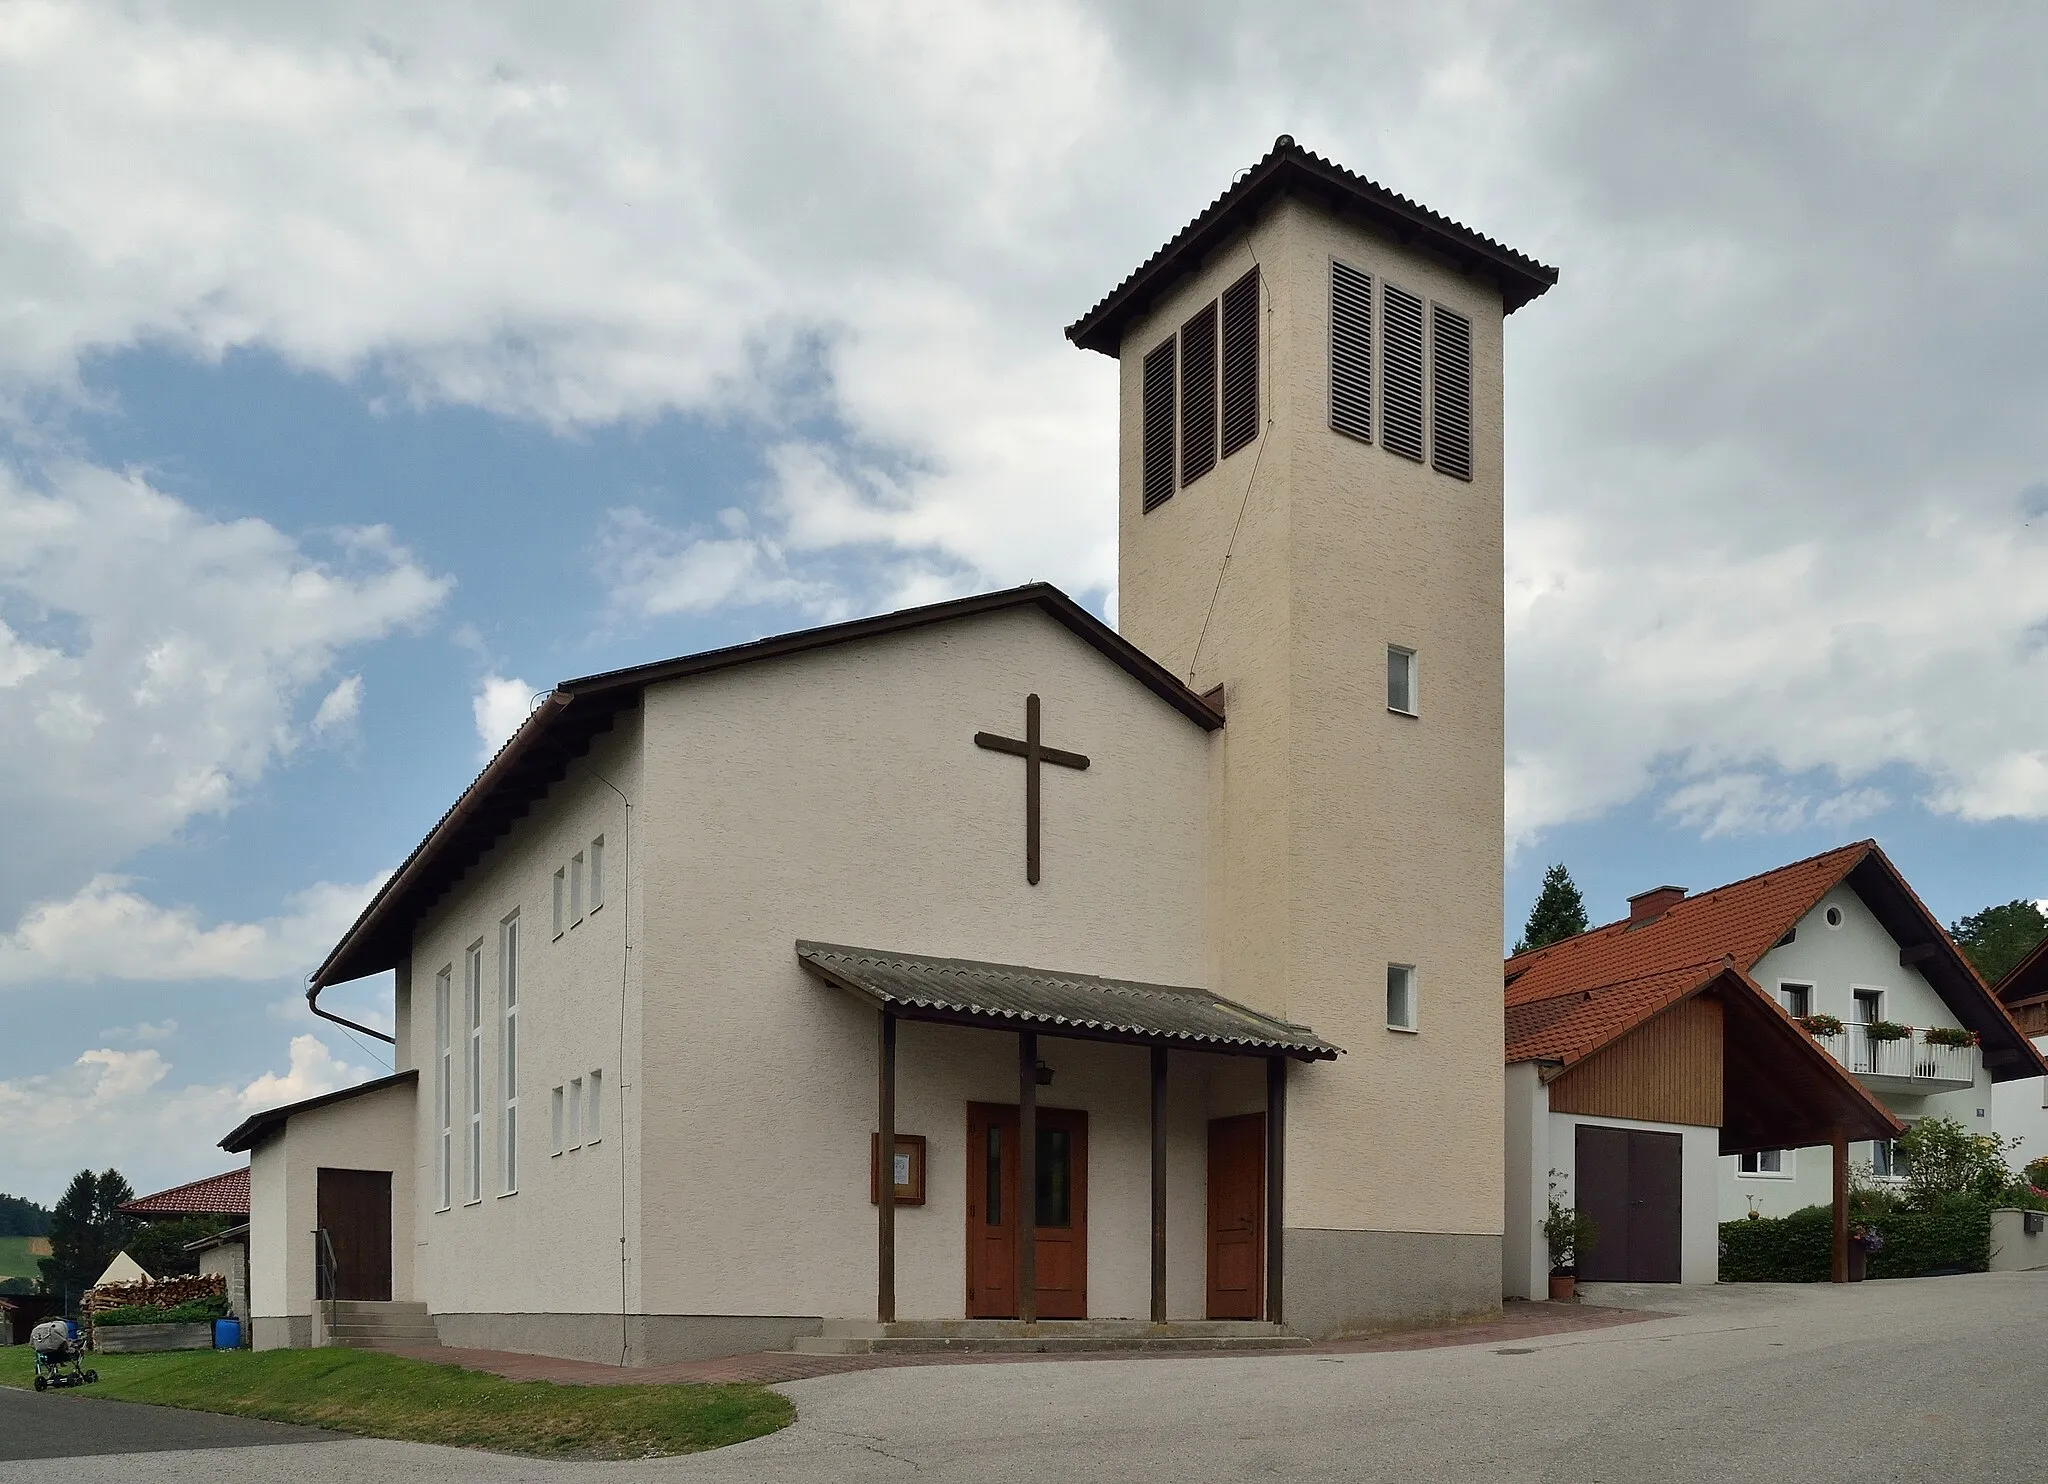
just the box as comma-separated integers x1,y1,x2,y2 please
1329,260,1373,443
1380,282,1426,462
1430,304,1473,480
1219,268,1260,458
1142,337,1177,511
1179,299,1218,487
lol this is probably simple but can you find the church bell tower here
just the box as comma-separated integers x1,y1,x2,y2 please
1066,137,1556,1331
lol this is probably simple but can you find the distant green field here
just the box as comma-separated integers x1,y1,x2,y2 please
0,1235,48,1281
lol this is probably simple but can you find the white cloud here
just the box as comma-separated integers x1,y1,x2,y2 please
472,673,537,760
97,1019,178,1043
0,873,387,986
311,673,363,739
0,1034,372,1206
0,460,447,922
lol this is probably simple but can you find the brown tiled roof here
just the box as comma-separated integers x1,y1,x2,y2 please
1066,135,1559,355
118,1168,249,1217
1503,839,2048,1086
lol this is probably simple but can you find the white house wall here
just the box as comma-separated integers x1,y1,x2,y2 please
1725,883,1990,1219
1543,1110,1720,1287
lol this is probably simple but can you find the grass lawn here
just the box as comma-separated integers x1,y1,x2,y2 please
0,1235,47,1283
8,1347,793,1459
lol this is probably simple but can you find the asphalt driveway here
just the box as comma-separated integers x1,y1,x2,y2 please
0,1384,336,1462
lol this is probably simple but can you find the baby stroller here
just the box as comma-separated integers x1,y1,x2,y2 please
30,1319,97,1391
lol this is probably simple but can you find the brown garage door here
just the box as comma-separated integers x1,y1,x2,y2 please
315,1167,392,1302
1573,1126,1682,1284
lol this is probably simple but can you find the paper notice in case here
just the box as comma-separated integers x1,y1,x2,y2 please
894,1153,911,1186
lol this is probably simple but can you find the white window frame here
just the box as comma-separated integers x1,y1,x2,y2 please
570,851,585,925
500,912,521,1195
465,941,484,1205
550,1085,565,1157
1851,987,1885,1023
434,966,453,1211
552,868,566,939
1777,981,1814,1019
1870,1138,1908,1180
587,1068,604,1144
1386,645,1418,717
568,1075,583,1149
1739,1149,1792,1178
589,836,605,913
1386,963,1418,1032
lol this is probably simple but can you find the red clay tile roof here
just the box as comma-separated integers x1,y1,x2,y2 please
118,1168,249,1217
1504,842,1875,1067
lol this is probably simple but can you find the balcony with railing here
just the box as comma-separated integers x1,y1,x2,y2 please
1809,1023,1977,1093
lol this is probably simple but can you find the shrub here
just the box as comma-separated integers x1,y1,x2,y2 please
1899,1116,2017,1208
1719,1199,1991,1282
2024,1155,2048,1191
94,1294,229,1327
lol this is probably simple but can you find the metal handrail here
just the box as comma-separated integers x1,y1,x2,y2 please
314,1228,340,1345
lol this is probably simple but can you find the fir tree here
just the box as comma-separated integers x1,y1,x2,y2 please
1516,864,1590,955
1949,899,2048,986
37,1168,138,1304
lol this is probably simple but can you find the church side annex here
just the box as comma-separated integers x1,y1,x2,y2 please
224,137,1559,1363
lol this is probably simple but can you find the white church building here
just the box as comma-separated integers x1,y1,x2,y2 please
221,137,1560,1363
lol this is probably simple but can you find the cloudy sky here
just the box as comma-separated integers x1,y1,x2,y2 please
4,1,2047,1204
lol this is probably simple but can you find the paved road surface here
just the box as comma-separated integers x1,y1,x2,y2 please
2,1274,2039,1482
0,1385,336,1461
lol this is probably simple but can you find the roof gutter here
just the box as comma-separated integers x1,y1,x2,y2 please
309,992,397,1047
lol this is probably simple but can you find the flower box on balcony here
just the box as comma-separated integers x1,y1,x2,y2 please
1864,1019,1911,1043
1797,1013,1844,1038
1923,1026,1976,1049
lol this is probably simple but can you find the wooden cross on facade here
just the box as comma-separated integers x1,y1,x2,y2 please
974,693,1089,885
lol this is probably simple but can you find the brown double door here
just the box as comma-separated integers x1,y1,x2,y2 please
1207,1113,1265,1319
315,1167,393,1302
1573,1126,1682,1283
965,1103,1088,1318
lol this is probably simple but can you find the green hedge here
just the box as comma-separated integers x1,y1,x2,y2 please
1719,1200,1991,1282
95,1295,230,1327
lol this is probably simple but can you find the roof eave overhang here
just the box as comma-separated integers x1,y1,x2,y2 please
218,1069,417,1154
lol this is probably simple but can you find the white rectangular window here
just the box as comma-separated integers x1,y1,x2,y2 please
1778,983,1813,1018
589,836,605,912
501,913,520,1194
1387,646,1417,716
465,942,484,1204
1740,1150,1789,1176
551,1086,565,1157
552,868,565,938
568,1076,583,1148
1386,964,1418,1031
587,1068,604,1144
570,851,585,924
1872,1139,1909,1179
434,966,453,1211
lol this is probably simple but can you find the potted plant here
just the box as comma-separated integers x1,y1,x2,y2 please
1864,1019,1911,1043
1542,1187,1598,1301
1923,1026,1975,1049
1797,1012,1844,1038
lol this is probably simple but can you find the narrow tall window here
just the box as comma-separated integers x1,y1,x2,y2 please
570,852,585,924
465,943,484,1203
501,913,520,1194
1219,267,1260,458
1141,338,1177,511
1387,646,1418,716
1381,282,1426,462
435,966,452,1211
568,1076,583,1148
1430,303,1473,480
1329,260,1374,443
589,836,605,912
587,1068,604,1144
552,868,566,939
1387,964,1418,1031
1179,299,1218,487
551,1086,566,1157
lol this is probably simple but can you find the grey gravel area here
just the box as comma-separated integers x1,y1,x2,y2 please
3,1273,2041,1483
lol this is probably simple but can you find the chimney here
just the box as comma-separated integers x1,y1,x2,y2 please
1628,885,1687,926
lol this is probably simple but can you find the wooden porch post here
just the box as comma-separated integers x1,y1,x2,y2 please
877,1010,896,1324
1018,1030,1038,1324
1266,1055,1287,1325
1150,1046,1168,1324
1831,1129,1849,1284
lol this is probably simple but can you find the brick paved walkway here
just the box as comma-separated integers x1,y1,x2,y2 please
387,1299,1655,1386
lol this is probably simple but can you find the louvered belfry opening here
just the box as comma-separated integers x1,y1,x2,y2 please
1430,304,1473,481
1141,338,1177,511
1380,282,1427,463
1219,268,1260,459
1178,300,1219,487
1328,260,1373,443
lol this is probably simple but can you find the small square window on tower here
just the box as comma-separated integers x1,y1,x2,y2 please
1387,646,1418,716
1387,964,1418,1032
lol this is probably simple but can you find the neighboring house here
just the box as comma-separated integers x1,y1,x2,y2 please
218,138,1560,1363
119,1168,251,1224
1505,842,2046,1282
1988,935,2048,1169
185,1225,251,1324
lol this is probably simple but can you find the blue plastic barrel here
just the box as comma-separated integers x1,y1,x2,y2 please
213,1318,242,1349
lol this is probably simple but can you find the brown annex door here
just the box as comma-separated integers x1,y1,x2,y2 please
1206,1113,1265,1319
964,1103,1088,1318
315,1167,393,1302
1573,1127,1682,1284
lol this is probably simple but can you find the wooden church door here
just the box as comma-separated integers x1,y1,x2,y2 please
1206,1114,1265,1319
965,1103,1089,1318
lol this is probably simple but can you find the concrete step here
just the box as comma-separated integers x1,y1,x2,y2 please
328,1337,447,1353
329,1301,431,1321
790,1319,1309,1356
325,1323,442,1340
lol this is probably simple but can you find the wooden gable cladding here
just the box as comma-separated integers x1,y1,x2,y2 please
1547,992,1723,1128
